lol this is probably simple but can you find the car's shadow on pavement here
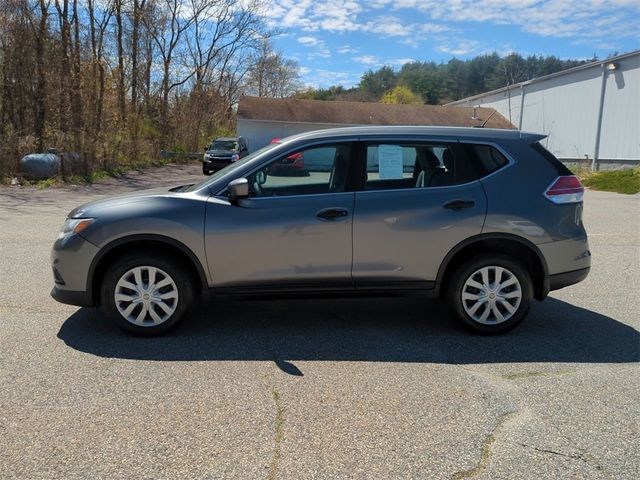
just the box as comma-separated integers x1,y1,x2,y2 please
57,297,639,375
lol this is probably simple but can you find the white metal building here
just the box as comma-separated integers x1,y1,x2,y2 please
448,50,640,169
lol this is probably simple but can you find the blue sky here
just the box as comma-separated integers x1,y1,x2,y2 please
264,0,640,88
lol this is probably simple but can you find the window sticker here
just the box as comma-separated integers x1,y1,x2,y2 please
377,144,404,179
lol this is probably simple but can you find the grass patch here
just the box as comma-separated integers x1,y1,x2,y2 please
571,166,640,195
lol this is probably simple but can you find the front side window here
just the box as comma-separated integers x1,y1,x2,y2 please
247,143,352,197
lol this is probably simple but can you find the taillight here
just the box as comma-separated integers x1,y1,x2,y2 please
544,176,584,204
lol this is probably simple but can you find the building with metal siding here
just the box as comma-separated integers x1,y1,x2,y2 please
447,50,640,169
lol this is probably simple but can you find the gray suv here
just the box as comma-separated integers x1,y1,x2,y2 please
51,126,590,335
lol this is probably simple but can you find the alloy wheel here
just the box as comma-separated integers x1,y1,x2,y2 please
461,266,522,325
114,266,179,326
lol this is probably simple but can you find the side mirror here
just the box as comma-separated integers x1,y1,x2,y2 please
228,177,249,202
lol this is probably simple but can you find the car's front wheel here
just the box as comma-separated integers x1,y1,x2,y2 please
101,254,193,336
447,254,532,334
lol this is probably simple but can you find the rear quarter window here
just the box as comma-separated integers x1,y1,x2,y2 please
467,144,510,176
530,142,572,175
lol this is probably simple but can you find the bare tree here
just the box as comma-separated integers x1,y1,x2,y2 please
24,0,50,151
53,0,71,133
130,0,147,110
70,0,83,154
87,0,113,166
114,0,126,122
246,39,301,98
181,0,265,146
146,0,205,145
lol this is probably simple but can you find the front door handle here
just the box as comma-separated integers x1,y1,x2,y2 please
443,199,475,210
316,208,349,221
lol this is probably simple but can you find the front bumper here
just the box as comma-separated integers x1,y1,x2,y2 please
51,286,94,307
50,233,99,307
203,157,232,170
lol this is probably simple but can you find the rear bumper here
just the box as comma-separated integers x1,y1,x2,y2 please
51,287,94,307
548,266,590,292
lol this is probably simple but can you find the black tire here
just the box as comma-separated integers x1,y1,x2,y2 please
100,253,194,336
446,253,533,334
202,165,211,175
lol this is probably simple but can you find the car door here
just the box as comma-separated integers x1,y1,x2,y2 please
205,142,355,289
352,139,488,288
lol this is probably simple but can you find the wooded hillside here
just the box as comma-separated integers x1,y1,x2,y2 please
296,53,593,105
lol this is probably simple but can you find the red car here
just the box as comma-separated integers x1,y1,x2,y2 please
267,138,307,176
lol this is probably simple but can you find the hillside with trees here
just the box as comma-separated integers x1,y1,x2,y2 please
296,53,593,104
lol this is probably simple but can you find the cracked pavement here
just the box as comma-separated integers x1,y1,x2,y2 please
1,164,638,479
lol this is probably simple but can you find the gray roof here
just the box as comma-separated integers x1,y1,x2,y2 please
238,96,514,129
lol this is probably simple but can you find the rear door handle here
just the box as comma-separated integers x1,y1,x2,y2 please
443,199,475,210
316,208,349,221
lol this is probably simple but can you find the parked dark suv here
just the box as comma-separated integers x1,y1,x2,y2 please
202,136,248,175
51,126,590,335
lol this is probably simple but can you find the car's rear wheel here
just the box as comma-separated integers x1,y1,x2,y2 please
101,254,193,336
447,254,532,334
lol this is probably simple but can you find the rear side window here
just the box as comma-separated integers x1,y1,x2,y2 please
364,142,466,190
530,142,572,175
468,145,509,174
362,142,511,191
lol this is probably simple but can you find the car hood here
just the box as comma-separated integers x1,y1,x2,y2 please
67,185,187,218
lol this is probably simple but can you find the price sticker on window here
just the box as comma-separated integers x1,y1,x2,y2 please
378,144,404,179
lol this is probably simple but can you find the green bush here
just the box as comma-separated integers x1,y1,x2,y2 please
574,167,640,195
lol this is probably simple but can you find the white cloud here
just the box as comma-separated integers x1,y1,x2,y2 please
437,39,480,56
387,57,416,65
337,45,357,54
302,68,361,88
298,36,321,46
362,15,409,36
353,55,379,65
267,0,640,44
359,0,640,41
296,35,331,58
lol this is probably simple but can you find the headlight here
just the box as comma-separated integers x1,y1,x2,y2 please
59,218,94,238
231,154,239,162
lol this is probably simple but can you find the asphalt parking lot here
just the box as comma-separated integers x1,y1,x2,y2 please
1,164,638,479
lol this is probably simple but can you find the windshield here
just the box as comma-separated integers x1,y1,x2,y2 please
186,143,279,193
209,140,238,151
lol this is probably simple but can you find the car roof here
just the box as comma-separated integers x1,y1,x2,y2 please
277,126,545,144
214,137,238,141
